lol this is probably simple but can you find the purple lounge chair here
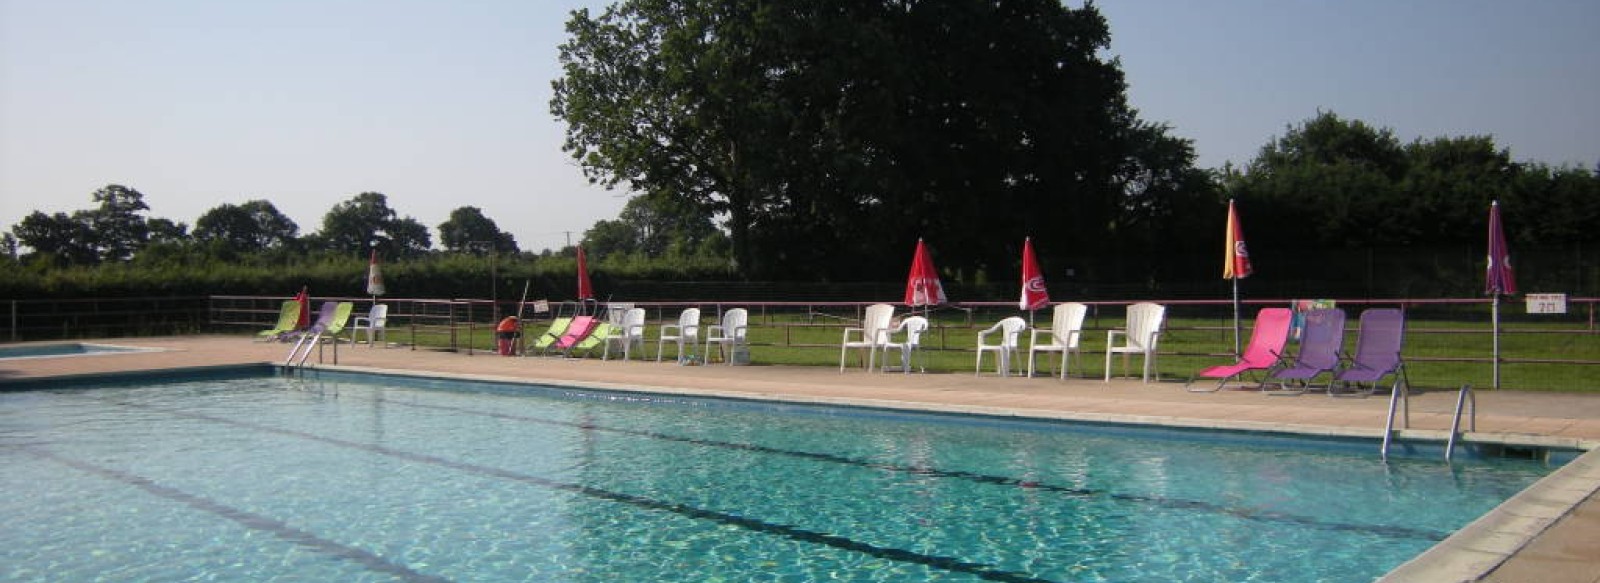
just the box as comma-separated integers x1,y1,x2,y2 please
1186,307,1293,392
1330,308,1408,397
1263,308,1346,395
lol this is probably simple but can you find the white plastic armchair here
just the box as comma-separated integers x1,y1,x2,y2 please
602,307,647,361
351,304,388,347
1029,302,1087,379
838,303,895,372
878,316,930,374
1104,303,1166,383
656,307,701,363
975,316,1028,377
704,308,749,365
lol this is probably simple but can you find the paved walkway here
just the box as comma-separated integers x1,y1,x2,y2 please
4,336,1598,582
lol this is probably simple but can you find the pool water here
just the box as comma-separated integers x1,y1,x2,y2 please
0,342,156,360
0,371,1562,582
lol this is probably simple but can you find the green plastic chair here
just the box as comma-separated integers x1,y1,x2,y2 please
255,300,302,342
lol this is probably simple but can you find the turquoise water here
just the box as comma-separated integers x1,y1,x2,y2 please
0,342,152,360
0,371,1562,582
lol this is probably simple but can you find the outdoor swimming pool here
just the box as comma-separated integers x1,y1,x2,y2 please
0,342,159,360
0,368,1569,582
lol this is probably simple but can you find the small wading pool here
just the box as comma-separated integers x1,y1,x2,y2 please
0,366,1578,582
0,342,162,360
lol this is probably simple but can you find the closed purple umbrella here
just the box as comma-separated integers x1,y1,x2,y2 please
1486,200,1516,389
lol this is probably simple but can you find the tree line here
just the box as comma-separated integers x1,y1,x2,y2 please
4,188,526,266
4,0,1597,301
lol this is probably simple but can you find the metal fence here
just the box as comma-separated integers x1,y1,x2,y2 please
3,294,1595,392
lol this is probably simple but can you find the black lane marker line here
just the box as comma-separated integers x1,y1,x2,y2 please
361,391,1451,542
113,400,1057,583
22,447,451,583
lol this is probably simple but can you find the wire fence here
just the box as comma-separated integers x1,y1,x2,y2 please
3,294,1595,392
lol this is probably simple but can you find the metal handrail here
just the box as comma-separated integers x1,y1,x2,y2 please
1380,382,1410,461
1445,384,1477,462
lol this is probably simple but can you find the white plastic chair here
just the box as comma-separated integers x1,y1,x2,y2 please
838,303,896,372
1028,302,1087,379
975,316,1028,376
704,308,749,365
351,304,388,347
878,316,929,374
656,307,701,363
1104,303,1166,383
602,307,647,361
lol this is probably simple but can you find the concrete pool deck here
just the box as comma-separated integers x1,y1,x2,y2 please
3,335,1597,582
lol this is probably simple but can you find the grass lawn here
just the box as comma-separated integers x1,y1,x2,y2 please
382,313,1598,393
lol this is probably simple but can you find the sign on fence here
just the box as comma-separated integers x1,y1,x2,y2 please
1526,293,1567,314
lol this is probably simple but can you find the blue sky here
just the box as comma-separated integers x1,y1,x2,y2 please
3,0,1597,253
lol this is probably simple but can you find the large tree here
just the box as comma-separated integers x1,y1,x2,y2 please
314,192,433,259
194,200,300,254
438,206,519,253
84,184,153,262
553,0,1196,281
12,211,96,265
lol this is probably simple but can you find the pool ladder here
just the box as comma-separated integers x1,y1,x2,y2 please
1381,383,1475,462
283,331,334,372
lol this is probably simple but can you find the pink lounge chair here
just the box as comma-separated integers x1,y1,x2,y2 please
549,316,599,356
1186,307,1292,392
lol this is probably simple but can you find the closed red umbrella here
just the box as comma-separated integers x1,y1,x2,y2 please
293,286,310,330
1019,237,1050,311
576,245,594,300
903,238,946,309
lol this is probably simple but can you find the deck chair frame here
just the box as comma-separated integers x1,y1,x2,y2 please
1185,307,1293,392
1329,308,1409,398
1262,308,1346,395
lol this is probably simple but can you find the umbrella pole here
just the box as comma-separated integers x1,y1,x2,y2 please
1492,295,1502,390
1231,278,1242,356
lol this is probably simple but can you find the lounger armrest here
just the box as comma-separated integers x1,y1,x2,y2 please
660,323,682,337
1106,329,1127,347
1148,331,1163,350
1029,328,1049,345
352,317,372,327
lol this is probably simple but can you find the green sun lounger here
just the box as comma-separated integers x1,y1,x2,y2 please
570,321,617,357
256,300,302,342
